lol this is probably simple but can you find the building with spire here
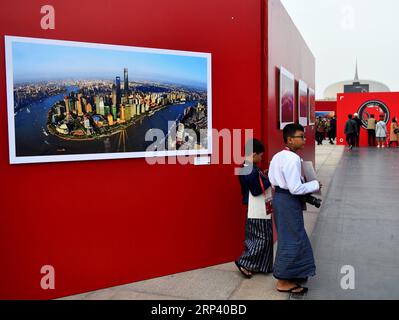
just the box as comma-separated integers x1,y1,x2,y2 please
323,61,390,101
124,68,129,94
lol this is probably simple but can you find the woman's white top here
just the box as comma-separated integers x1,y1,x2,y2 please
376,121,387,138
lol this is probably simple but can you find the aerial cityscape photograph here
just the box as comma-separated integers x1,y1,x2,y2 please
8,38,210,162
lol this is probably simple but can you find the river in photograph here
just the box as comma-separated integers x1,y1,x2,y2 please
14,86,198,157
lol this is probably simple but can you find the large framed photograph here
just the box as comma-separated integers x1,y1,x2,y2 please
298,80,308,127
308,87,316,126
5,36,212,164
279,66,295,130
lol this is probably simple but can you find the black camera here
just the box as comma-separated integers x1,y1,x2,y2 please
302,194,322,208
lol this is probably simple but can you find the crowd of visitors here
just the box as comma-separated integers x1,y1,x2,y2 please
315,116,336,145
344,113,399,149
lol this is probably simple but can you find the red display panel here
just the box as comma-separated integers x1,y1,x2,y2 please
336,92,399,147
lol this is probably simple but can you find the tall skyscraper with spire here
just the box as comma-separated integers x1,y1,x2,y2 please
115,76,121,106
124,68,129,94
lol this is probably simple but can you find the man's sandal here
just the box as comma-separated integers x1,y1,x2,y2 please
277,285,308,294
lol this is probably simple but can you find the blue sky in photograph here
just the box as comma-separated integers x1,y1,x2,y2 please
12,41,208,88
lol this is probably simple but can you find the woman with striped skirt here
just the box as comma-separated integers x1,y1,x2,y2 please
235,139,274,278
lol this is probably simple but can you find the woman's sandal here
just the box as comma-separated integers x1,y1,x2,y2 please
277,285,308,294
234,261,252,279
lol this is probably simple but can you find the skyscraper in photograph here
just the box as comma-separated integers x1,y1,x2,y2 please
120,105,126,122
115,76,121,106
77,93,83,116
112,84,117,107
124,68,129,94
112,105,117,120
63,96,70,115
95,95,101,113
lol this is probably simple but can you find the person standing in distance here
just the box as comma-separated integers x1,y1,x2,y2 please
353,113,363,147
367,114,377,147
328,116,337,144
344,114,357,150
376,114,388,148
268,123,321,294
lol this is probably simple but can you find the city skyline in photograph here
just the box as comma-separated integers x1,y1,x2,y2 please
12,40,208,89
5,36,212,164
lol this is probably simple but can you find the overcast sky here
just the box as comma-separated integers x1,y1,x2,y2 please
281,0,399,99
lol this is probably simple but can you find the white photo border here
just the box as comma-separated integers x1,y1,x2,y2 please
308,87,316,126
279,66,295,130
298,80,308,127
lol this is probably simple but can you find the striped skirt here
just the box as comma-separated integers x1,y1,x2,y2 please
237,218,273,273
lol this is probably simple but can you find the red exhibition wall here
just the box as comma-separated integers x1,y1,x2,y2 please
0,0,315,299
337,92,399,147
315,100,337,114
265,0,316,166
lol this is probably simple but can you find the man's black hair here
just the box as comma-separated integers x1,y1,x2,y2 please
245,138,265,156
348,114,353,119
283,123,305,143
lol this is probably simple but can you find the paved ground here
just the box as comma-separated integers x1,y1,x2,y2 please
59,144,344,300
305,146,399,300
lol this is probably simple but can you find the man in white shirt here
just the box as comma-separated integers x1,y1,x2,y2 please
268,123,321,294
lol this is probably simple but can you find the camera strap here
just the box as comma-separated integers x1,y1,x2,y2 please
258,170,272,216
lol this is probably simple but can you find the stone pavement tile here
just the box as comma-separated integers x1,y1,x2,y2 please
228,274,286,300
111,291,184,300
323,159,344,166
342,218,399,236
338,206,399,221
304,212,319,235
206,262,237,272
340,223,399,267
117,268,242,300
311,234,344,263
319,165,335,174
83,288,118,300
310,217,344,238
305,261,341,300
